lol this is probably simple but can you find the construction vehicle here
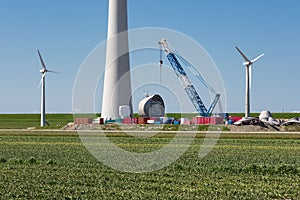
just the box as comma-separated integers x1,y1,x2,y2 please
159,39,220,117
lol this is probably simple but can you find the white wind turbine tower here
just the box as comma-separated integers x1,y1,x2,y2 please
37,50,57,127
101,0,132,119
235,47,264,118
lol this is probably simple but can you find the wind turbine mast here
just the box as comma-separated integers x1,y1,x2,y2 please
41,70,46,126
245,63,250,118
101,0,132,120
235,47,264,118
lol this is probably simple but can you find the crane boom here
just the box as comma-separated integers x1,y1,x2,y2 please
159,39,220,116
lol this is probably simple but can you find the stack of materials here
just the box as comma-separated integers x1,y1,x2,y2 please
281,117,300,126
259,111,280,126
74,118,92,124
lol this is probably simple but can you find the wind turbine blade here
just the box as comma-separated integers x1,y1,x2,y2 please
38,73,46,89
235,46,250,62
37,50,47,69
47,70,59,73
251,53,264,63
38,77,42,89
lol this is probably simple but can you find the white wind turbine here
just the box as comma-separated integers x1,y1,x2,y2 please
37,50,57,127
235,46,264,118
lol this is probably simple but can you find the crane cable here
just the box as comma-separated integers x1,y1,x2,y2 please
159,48,163,84
162,41,216,95
174,51,217,96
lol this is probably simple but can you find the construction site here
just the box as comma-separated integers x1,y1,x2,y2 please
71,0,299,130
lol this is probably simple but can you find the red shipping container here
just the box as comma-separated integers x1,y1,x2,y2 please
95,118,104,124
203,117,209,124
138,117,149,124
122,118,133,124
191,117,196,124
99,118,104,124
192,116,224,125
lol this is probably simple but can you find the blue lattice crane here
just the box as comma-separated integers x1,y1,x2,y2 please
159,39,220,117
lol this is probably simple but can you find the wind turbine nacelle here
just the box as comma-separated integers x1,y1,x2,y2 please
40,69,46,73
243,62,250,66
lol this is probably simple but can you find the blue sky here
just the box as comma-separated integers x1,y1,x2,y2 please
0,0,299,113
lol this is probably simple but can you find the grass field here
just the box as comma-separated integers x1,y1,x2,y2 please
0,131,299,199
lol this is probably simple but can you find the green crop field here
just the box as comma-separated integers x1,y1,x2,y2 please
0,114,74,129
0,131,299,199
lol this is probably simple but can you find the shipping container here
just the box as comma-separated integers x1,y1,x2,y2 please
93,117,105,124
147,119,155,124
122,118,134,124
138,117,149,124
192,116,224,125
